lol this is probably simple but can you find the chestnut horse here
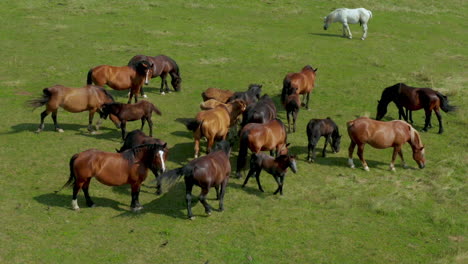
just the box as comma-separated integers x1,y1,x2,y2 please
186,99,246,158
306,117,341,163
28,85,118,133
236,118,288,178
242,153,297,195
347,117,425,171
201,87,234,103
158,140,231,220
118,129,168,191
128,55,182,95
100,100,162,140
59,144,166,212
87,60,153,103
376,83,456,134
282,65,318,109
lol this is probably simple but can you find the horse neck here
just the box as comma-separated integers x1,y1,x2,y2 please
132,147,154,168
408,127,423,150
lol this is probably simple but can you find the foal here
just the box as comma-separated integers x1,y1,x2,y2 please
100,100,162,139
242,153,297,195
306,118,341,162
284,87,301,133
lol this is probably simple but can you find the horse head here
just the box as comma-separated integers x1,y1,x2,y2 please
135,60,153,85
213,140,231,156
375,100,387,120
287,155,298,173
409,127,425,169
331,133,342,153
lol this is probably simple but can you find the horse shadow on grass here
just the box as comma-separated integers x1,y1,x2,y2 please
309,32,346,38
34,192,128,212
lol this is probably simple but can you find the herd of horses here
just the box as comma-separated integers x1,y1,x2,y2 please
28,8,457,218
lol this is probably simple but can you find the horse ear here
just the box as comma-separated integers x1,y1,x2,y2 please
162,143,167,148
314,68,318,72
286,143,291,148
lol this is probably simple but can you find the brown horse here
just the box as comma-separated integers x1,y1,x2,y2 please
201,87,234,103
376,83,456,134
87,60,153,103
347,117,425,171
283,87,301,133
28,85,119,133
118,130,168,191
128,55,182,95
59,144,166,212
158,140,231,220
242,153,297,195
100,100,162,140
282,65,318,109
186,99,246,158
236,118,288,178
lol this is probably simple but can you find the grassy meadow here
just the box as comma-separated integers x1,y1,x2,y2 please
0,0,466,263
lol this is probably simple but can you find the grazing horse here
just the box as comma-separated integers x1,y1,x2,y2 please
236,118,288,178
201,87,234,103
242,153,297,195
28,85,119,133
347,117,425,171
284,87,301,133
240,94,277,128
323,8,373,40
282,65,317,109
87,60,153,103
59,144,166,212
158,141,231,220
227,84,262,106
306,117,341,163
128,55,182,95
186,99,246,158
100,100,162,140
118,130,168,190
376,83,456,134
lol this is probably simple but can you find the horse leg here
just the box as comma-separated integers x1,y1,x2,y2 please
147,118,153,137
435,108,444,134
292,110,298,133
130,184,143,212
305,92,310,110
71,180,85,211
127,91,134,104
120,121,127,140
255,169,264,192
409,110,414,124
322,135,330,157
398,106,407,121
206,136,215,154
242,167,256,188
348,141,356,168
140,118,146,131
361,23,368,40
286,111,291,133
199,188,213,216
185,180,195,219
214,186,220,200
52,110,64,132
357,144,369,171
307,141,317,163
82,178,95,207
218,178,228,212
194,136,200,158
422,109,432,132
273,174,284,195
390,146,400,171
36,110,50,133
398,148,408,169
342,24,347,37
88,111,96,133
344,23,352,39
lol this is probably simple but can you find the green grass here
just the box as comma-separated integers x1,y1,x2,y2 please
0,0,467,263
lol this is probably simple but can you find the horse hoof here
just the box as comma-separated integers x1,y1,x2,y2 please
188,216,195,220
206,211,212,216
131,206,143,212
56,128,64,133
161,92,165,95
35,129,42,133
361,37,365,40
364,166,370,171
143,94,148,98
90,131,97,135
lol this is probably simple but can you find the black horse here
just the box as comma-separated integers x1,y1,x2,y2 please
306,117,341,163
240,94,277,128
376,83,456,134
227,84,262,106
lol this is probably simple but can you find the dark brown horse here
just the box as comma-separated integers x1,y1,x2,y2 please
28,85,119,133
100,100,162,139
118,130,168,191
59,144,166,212
236,118,288,178
128,55,181,95
242,153,297,195
186,99,246,158
306,117,341,163
282,65,318,109
201,87,234,103
158,140,231,220
347,117,425,171
283,87,301,133
227,84,262,106
376,83,456,134
87,60,153,103
240,94,277,128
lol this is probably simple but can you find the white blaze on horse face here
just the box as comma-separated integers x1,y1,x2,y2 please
144,70,150,85
158,150,166,172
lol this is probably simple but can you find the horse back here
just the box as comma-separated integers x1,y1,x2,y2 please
347,117,409,148
191,151,230,187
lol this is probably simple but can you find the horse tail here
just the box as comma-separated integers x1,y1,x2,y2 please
436,92,457,112
158,165,192,193
55,154,78,193
236,130,250,172
86,68,94,85
186,119,202,132
151,104,162,116
28,87,52,110
281,76,292,106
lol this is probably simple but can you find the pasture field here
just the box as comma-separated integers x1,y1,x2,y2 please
0,0,466,263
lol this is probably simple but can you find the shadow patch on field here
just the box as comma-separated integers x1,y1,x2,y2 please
171,130,192,139
34,192,127,211
309,32,344,38
6,123,86,134
312,156,390,169
170,142,197,165
228,181,270,198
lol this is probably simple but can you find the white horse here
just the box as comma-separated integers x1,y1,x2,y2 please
323,8,373,40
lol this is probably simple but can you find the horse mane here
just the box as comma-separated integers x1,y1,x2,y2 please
96,86,115,102
409,125,423,148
